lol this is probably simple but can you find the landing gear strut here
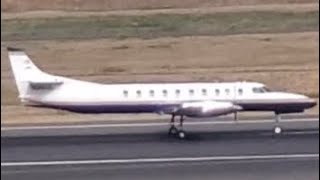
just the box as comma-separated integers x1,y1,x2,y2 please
168,114,186,139
168,115,178,135
273,113,282,135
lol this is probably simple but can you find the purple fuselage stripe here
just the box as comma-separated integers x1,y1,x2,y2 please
31,101,316,114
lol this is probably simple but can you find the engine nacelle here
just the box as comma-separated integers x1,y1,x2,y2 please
178,101,242,117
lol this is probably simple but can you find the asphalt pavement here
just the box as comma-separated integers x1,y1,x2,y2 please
1,115,319,180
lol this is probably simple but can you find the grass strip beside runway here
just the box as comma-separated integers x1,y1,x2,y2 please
2,11,318,41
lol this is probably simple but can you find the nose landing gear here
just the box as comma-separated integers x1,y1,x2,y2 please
273,114,283,135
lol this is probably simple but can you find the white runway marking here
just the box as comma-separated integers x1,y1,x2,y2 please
1,154,318,167
1,118,318,131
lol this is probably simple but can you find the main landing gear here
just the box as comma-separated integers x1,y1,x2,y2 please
168,114,186,139
273,113,282,135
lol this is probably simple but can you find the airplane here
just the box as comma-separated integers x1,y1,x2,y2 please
7,47,317,139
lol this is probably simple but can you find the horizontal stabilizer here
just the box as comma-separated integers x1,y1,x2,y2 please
7,47,25,52
29,80,63,90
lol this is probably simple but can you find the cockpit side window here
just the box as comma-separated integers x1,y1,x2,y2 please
262,87,271,92
252,87,263,93
252,87,271,93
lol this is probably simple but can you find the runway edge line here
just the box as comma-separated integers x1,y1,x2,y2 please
2,154,319,167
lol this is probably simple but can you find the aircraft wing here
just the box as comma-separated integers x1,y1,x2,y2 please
163,100,242,117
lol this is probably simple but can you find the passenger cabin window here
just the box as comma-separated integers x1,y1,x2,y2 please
175,89,181,97
123,90,129,97
215,89,220,96
202,89,207,96
225,88,230,95
149,90,155,97
238,89,243,95
163,90,168,97
136,90,142,98
189,89,195,96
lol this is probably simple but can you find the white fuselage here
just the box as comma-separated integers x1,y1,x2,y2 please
25,77,315,115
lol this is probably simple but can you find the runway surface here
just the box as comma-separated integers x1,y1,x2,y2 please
2,158,319,180
1,115,319,137
1,115,319,180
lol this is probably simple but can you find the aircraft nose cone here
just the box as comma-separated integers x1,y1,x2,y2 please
296,95,317,109
286,93,317,109
306,98,317,108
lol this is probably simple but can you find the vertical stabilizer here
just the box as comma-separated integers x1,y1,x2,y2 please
7,47,54,101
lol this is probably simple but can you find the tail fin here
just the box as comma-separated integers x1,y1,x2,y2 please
7,47,62,102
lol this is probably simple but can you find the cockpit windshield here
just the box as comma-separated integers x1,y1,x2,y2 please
252,86,271,93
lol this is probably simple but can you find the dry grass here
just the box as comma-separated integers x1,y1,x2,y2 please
2,0,317,12
2,11,318,41
3,4,319,20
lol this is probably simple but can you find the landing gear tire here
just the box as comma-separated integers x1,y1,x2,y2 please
178,130,186,139
274,126,282,135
